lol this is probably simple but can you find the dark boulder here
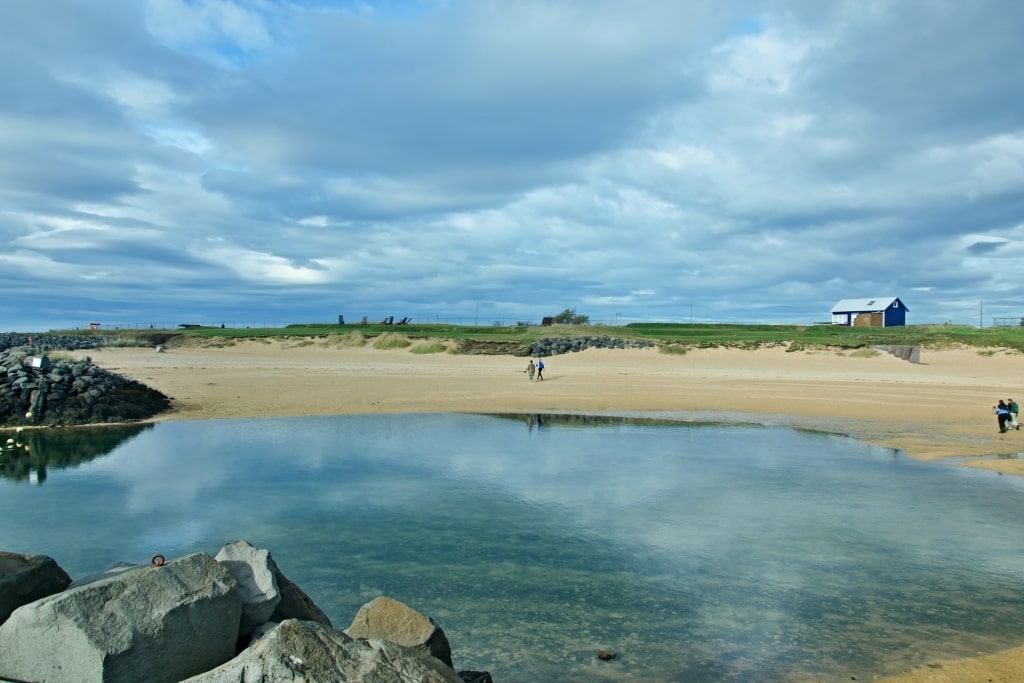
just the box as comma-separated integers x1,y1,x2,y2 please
0,347,171,428
0,551,72,626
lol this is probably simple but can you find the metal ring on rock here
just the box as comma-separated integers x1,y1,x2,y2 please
150,554,166,567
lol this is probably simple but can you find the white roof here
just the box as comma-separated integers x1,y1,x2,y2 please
831,297,899,313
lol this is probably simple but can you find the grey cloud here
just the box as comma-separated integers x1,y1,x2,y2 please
2,1,1024,329
966,241,1005,256
800,3,1024,143
188,3,721,183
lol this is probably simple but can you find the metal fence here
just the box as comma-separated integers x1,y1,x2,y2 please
65,317,840,331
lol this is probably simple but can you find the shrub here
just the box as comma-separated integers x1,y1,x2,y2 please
659,343,688,355
372,333,412,350
322,333,366,348
410,341,448,354
552,307,590,324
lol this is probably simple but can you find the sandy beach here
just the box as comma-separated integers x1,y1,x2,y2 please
80,337,1024,681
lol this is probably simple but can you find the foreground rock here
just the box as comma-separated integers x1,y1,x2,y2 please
0,346,171,427
215,540,333,635
0,544,492,683
0,552,242,683
346,595,454,669
184,619,462,683
0,551,71,625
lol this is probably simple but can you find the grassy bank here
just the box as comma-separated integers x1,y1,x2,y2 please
56,322,1024,353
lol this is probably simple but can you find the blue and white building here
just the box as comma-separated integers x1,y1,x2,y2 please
830,297,908,327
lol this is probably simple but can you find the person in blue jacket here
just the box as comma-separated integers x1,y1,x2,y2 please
995,400,1010,432
536,359,545,381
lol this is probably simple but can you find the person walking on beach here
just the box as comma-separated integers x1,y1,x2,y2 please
536,359,545,381
524,360,536,381
995,400,1010,432
1009,398,1020,430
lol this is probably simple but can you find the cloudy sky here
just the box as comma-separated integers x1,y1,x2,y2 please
2,1,1022,331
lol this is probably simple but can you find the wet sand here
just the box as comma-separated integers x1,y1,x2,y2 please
80,338,1024,681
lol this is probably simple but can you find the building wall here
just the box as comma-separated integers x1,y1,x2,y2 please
853,313,884,327
883,303,907,327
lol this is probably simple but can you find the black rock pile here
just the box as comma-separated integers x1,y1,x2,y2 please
528,336,655,357
0,346,171,428
0,333,109,353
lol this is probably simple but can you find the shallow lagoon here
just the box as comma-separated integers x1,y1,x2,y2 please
2,413,1023,682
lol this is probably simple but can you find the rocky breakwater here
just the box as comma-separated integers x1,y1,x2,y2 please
529,335,655,357
0,542,493,683
0,346,171,428
0,333,108,353
457,335,656,357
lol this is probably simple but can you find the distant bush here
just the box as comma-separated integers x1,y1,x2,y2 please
322,333,366,348
659,343,688,355
410,341,447,354
372,333,412,350
847,348,880,358
552,307,590,324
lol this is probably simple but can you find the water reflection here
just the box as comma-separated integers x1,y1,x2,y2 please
0,423,151,484
0,414,1022,682
488,412,734,429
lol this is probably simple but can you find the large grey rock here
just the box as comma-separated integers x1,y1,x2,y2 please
214,540,332,632
0,551,242,683
271,566,333,627
0,551,72,626
183,619,462,683
345,596,454,669
215,540,281,636
68,561,143,588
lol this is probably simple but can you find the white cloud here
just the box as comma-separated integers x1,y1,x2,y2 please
143,0,280,67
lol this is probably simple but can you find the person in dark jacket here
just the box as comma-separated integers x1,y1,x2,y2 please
995,400,1010,432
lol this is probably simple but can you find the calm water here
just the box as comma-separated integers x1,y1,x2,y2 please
2,413,1023,682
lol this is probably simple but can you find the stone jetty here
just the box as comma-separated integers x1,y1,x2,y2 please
0,333,110,354
0,542,494,683
0,345,171,428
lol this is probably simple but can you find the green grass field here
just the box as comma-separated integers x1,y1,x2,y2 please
65,321,1024,352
